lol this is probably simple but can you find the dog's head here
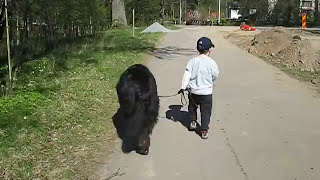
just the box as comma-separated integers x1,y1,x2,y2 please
136,135,150,155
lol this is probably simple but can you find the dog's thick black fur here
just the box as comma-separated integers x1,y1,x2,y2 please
112,64,159,155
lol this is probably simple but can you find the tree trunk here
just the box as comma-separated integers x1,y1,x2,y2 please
112,0,127,27
160,0,165,24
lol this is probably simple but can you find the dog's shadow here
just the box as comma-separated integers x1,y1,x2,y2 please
113,105,202,152
165,105,201,134
112,110,139,154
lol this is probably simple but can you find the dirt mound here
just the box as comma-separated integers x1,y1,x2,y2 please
250,27,292,56
275,40,317,70
225,32,252,49
246,28,320,71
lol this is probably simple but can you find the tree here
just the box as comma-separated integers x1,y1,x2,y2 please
0,0,113,94
0,1,5,41
160,0,165,24
272,0,300,26
112,0,127,27
236,0,269,24
125,0,161,26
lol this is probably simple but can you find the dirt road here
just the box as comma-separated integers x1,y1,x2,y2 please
99,26,320,180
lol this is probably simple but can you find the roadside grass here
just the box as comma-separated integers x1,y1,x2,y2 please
164,24,181,30
137,23,181,31
281,68,320,88
0,28,163,180
257,55,320,89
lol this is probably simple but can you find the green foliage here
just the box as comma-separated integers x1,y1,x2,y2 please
126,0,161,26
0,28,163,180
272,0,301,26
0,0,113,94
221,18,242,26
0,91,46,145
0,92,45,122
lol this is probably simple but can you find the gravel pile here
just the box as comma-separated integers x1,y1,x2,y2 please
141,22,174,33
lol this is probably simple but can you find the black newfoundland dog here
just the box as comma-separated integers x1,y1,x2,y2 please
112,64,159,155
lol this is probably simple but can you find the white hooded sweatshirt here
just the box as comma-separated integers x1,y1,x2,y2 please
181,54,219,95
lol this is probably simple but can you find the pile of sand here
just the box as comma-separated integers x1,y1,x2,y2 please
141,22,174,33
246,27,320,71
275,40,317,70
249,28,292,56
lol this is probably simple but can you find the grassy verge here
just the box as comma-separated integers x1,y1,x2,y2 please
256,55,320,90
281,68,320,91
0,28,163,180
164,24,181,30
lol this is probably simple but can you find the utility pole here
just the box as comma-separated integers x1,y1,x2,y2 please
315,0,319,25
218,0,221,24
179,0,182,24
132,9,135,37
16,15,20,45
90,16,93,35
4,0,12,90
184,0,187,22
226,0,228,19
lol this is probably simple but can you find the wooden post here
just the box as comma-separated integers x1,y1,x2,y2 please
173,9,174,19
4,0,12,89
173,9,175,24
90,16,93,35
226,0,228,18
16,15,20,45
132,9,135,37
218,0,221,24
185,0,186,21
179,0,182,24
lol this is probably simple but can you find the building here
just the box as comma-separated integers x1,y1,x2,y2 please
300,0,319,12
226,1,241,19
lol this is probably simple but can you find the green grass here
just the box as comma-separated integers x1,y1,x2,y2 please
0,28,163,180
282,68,320,84
257,55,320,88
164,24,181,30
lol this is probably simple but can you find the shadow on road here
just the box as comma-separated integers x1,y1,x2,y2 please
165,105,191,130
165,105,202,136
149,46,197,60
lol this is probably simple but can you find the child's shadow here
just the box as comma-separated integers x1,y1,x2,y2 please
165,105,200,132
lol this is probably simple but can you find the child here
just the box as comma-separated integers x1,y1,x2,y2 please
178,37,219,139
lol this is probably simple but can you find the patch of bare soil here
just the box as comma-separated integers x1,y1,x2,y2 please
225,27,320,72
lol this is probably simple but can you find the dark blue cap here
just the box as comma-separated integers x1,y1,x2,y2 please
197,37,215,51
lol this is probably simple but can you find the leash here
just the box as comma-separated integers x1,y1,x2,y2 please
158,90,196,107
158,93,180,98
180,92,188,106
158,93,187,106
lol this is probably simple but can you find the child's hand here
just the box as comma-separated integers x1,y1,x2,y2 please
178,89,185,94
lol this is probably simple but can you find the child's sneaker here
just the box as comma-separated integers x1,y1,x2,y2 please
201,130,208,139
190,121,197,130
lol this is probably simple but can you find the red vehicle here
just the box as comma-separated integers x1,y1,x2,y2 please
240,22,256,31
